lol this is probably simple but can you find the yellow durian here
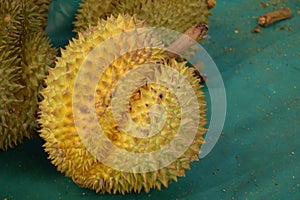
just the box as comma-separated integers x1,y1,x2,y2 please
39,14,207,194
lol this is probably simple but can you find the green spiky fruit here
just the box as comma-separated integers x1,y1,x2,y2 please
30,0,53,28
73,0,214,33
0,0,56,150
39,14,207,194
73,0,117,32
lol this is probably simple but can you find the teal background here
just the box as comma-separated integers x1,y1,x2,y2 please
1,0,299,199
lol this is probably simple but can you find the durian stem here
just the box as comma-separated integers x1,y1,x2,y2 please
166,23,208,58
258,8,292,27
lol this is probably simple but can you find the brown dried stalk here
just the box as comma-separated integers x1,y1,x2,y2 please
167,23,208,58
258,8,293,27
207,0,216,9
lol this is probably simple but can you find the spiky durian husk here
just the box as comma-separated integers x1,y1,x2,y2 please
30,0,52,28
39,14,207,194
73,0,118,32
114,0,211,33
0,0,56,150
73,0,213,33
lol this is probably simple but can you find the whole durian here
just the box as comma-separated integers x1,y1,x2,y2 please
39,14,207,194
73,0,215,33
0,0,56,150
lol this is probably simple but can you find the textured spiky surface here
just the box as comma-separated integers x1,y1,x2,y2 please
0,0,56,150
30,0,53,28
73,0,213,33
73,0,118,32
39,15,207,194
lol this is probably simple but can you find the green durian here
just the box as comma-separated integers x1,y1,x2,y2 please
39,14,207,194
73,0,118,32
73,0,214,33
0,0,56,150
30,0,53,28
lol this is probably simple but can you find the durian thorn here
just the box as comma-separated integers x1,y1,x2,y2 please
167,23,208,58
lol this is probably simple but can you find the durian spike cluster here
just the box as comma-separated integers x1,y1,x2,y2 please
31,0,53,28
73,0,216,33
39,14,207,194
0,0,56,150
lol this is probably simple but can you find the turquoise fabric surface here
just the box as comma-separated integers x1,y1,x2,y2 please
1,0,299,199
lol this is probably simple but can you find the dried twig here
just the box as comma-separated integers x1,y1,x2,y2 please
251,27,261,33
258,8,292,27
207,0,216,9
167,23,208,58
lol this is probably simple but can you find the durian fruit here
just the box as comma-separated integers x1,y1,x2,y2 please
0,0,56,150
30,0,53,28
73,0,215,33
73,0,118,32
39,14,207,194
